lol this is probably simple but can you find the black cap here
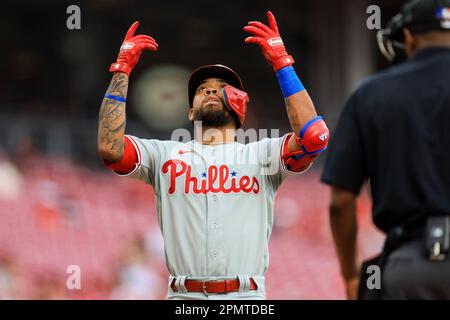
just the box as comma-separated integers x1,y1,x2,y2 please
390,0,450,41
188,64,244,108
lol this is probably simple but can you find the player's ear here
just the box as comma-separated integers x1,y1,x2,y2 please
188,108,194,121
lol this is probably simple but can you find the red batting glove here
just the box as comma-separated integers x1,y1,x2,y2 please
109,21,158,76
244,11,294,72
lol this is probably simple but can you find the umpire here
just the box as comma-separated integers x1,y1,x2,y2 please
321,0,450,299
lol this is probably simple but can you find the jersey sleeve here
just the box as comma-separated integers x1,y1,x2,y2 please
257,133,306,191
321,90,367,194
105,135,162,187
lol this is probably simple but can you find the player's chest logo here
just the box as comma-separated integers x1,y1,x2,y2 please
162,160,260,195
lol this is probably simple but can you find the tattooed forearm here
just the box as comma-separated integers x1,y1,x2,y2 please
98,73,129,162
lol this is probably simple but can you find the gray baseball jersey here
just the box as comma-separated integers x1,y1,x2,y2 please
113,133,304,299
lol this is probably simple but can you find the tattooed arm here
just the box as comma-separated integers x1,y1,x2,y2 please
98,21,158,163
97,73,129,162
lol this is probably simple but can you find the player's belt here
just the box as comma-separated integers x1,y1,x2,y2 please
171,277,257,294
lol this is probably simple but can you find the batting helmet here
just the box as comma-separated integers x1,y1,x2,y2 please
377,0,450,62
188,64,246,128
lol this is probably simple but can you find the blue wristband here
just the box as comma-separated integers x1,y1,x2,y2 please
104,94,126,103
275,66,305,98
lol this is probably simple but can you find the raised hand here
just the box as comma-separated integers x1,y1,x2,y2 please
110,21,159,76
244,11,294,72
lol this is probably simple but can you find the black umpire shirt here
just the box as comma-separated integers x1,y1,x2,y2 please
321,47,450,233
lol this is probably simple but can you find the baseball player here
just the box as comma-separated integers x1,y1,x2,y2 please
98,11,329,300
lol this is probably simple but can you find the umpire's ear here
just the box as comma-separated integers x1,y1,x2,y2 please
403,28,416,59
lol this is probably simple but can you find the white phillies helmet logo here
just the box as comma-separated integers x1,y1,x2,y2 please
319,132,328,142
267,37,283,46
121,42,135,50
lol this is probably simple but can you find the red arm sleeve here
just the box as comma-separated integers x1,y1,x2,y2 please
103,136,138,175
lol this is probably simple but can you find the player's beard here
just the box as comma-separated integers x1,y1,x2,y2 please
192,101,236,128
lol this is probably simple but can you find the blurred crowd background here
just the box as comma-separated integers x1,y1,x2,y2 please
0,0,401,299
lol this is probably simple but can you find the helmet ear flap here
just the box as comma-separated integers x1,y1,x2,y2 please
221,86,249,129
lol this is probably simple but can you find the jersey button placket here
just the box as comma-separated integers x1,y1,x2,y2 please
207,192,222,273
212,148,217,164
207,146,224,274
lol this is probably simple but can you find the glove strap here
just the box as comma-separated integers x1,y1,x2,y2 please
272,55,295,72
109,62,132,76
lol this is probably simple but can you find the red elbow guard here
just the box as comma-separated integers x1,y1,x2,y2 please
296,116,329,154
282,116,329,172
